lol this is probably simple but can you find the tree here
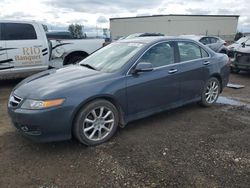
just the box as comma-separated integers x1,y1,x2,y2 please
42,24,48,32
234,32,243,41
68,24,84,39
103,28,108,38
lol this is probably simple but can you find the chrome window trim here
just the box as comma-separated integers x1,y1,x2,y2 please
126,40,211,76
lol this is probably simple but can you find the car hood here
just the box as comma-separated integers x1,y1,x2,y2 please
13,65,109,99
234,46,250,54
228,43,240,51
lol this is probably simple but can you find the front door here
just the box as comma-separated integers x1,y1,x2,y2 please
126,41,180,116
2,23,46,69
0,23,13,70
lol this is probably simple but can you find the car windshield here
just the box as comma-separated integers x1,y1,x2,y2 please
245,39,250,46
79,42,144,72
235,37,249,44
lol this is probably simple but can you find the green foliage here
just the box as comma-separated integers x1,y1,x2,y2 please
234,32,243,41
68,24,84,39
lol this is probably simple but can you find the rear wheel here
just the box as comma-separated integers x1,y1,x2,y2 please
66,55,86,65
73,99,119,146
219,49,227,54
200,77,221,107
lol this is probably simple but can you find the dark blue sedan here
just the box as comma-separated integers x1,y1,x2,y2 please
8,37,230,145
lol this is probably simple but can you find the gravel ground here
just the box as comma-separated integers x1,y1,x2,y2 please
0,73,250,188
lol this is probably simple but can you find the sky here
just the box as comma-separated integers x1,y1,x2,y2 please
0,0,250,35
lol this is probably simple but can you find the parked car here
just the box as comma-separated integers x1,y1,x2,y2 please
227,36,250,57
120,32,164,40
0,20,105,79
8,37,230,145
230,38,250,73
181,35,228,54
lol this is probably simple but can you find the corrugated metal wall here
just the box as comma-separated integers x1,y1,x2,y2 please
110,15,239,41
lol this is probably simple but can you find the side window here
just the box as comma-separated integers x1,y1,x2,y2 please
178,41,202,62
210,37,218,44
138,42,175,68
200,37,210,45
3,23,37,40
201,48,209,58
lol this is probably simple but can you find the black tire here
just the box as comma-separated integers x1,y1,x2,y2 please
200,77,221,107
230,67,240,74
66,55,86,65
73,99,119,146
219,49,227,54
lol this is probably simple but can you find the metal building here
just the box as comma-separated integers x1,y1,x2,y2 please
110,14,239,41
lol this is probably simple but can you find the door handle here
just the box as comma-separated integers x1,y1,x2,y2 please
168,69,178,74
203,61,210,65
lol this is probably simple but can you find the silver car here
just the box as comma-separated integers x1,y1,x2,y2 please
182,35,228,54
227,36,250,57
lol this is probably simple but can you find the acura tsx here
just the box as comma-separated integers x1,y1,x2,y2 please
8,37,230,145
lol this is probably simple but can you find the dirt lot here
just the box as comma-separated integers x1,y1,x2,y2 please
0,73,250,188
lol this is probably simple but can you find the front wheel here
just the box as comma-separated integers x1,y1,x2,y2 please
73,99,119,146
200,77,221,107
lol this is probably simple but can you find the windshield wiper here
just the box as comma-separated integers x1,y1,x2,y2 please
80,63,96,70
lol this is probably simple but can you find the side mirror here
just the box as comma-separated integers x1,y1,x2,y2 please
132,62,153,74
241,42,246,48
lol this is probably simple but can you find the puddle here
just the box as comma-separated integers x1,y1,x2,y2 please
217,96,250,109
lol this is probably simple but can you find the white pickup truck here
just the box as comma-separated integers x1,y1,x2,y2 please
0,20,105,79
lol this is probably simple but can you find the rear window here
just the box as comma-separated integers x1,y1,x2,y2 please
3,23,37,40
177,41,209,62
210,37,218,43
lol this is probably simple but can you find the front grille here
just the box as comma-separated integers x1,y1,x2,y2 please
9,95,23,108
235,52,250,65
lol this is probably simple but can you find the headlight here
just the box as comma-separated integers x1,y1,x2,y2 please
21,98,65,109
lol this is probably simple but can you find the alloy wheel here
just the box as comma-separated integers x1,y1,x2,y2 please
83,107,115,141
205,80,219,104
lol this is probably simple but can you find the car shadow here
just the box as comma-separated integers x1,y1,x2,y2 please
0,78,23,87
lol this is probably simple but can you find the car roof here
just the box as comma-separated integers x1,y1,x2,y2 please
117,36,198,44
0,20,38,24
180,35,204,41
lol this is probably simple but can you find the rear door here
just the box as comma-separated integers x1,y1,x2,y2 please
2,22,47,69
0,23,12,70
176,41,211,101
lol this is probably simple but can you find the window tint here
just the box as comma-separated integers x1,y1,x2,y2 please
210,37,218,43
178,42,202,61
3,23,37,40
138,42,175,68
200,37,210,45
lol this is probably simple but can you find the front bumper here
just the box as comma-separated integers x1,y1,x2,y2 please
8,105,74,142
230,58,250,71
